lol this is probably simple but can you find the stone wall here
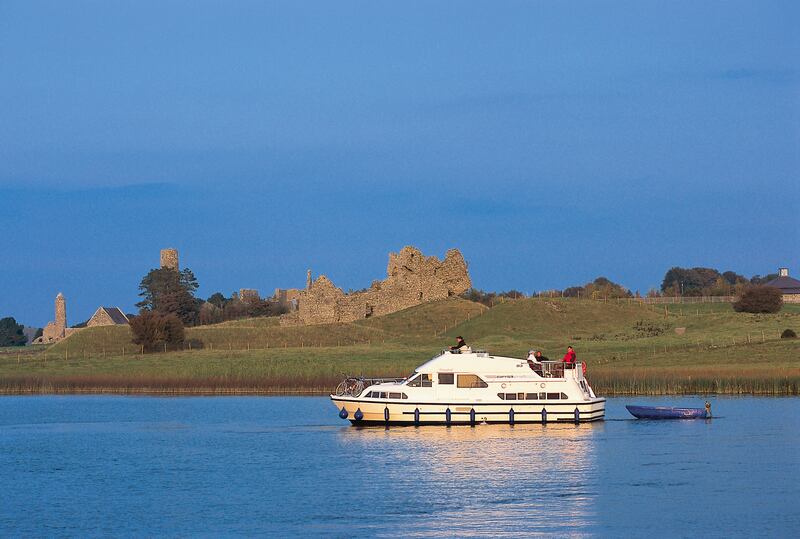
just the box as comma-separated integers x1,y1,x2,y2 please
239,289,260,301
160,248,179,270
280,246,471,326
273,288,303,311
88,309,115,327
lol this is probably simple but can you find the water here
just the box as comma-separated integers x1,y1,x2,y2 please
1,396,798,537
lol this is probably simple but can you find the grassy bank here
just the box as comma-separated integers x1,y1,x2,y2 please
3,298,798,395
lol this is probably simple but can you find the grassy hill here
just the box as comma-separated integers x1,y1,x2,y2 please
2,298,798,395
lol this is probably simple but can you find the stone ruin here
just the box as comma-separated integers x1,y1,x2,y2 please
160,248,179,270
238,289,260,301
40,292,67,342
34,292,79,343
279,246,471,326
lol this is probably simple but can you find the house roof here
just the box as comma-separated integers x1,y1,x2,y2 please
100,307,130,324
764,275,800,294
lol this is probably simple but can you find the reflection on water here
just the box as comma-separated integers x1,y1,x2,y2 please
337,424,603,537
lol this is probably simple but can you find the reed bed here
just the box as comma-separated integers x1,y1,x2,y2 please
590,367,800,395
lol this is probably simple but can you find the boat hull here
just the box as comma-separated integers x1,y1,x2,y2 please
625,405,709,420
332,396,606,425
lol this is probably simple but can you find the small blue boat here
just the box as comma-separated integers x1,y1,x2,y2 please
626,402,711,419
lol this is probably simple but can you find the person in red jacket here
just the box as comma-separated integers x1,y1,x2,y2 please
562,346,577,369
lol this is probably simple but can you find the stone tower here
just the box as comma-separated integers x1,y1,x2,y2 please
55,292,66,333
160,248,179,270
41,292,68,342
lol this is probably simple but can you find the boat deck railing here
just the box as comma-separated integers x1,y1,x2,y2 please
537,361,584,380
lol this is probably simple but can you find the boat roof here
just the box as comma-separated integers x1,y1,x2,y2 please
414,350,532,375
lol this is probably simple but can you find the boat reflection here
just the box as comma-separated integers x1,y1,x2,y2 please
337,424,602,535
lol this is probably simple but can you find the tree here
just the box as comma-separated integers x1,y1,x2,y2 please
199,302,224,325
661,267,722,295
0,317,27,346
750,273,779,285
207,292,227,308
129,311,185,351
733,286,783,313
722,271,748,286
460,288,497,307
564,277,632,299
136,267,200,325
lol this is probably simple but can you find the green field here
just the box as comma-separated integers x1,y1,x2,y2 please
2,298,798,395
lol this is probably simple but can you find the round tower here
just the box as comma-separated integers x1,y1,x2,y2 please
55,292,66,333
160,248,179,270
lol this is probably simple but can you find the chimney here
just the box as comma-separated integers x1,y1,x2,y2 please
779,268,789,277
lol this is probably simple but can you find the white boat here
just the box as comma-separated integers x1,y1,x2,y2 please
331,349,605,425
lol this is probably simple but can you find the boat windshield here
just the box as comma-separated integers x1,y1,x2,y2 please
406,373,432,387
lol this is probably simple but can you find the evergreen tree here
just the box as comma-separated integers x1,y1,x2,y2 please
136,267,200,325
0,317,27,346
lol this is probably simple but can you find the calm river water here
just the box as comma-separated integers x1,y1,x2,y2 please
1,396,798,537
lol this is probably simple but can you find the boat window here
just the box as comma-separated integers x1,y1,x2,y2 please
561,392,568,399
526,393,538,400
497,393,505,400
457,374,488,388
539,392,547,400
389,392,402,399
547,392,560,400
407,374,432,387
505,393,517,400
402,393,408,399
518,392,525,400
365,392,374,398
438,373,454,385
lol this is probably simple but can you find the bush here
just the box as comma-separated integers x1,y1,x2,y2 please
129,311,185,352
781,329,797,339
733,286,783,313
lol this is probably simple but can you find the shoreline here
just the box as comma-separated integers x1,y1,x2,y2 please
0,384,796,397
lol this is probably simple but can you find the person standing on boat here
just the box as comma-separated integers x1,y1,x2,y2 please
450,336,468,352
562,346,577,369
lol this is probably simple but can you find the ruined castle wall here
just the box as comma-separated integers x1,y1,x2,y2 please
294,276,344,325
239,289,260,301
280,246,471,326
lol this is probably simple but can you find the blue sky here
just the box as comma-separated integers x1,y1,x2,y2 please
1,1,798,327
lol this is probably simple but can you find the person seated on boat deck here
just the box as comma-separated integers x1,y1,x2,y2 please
526,350,544,374
534,350,550,362
450,336,469,353
561,346,577,369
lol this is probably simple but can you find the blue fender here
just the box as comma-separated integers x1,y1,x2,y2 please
574,407,580,423
445,407,452,425
469,408,476,426
339,407,348,419
384,407,390,423
414,408,420,426
509,408,515,425
354,408,363,421
541,407,547,424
